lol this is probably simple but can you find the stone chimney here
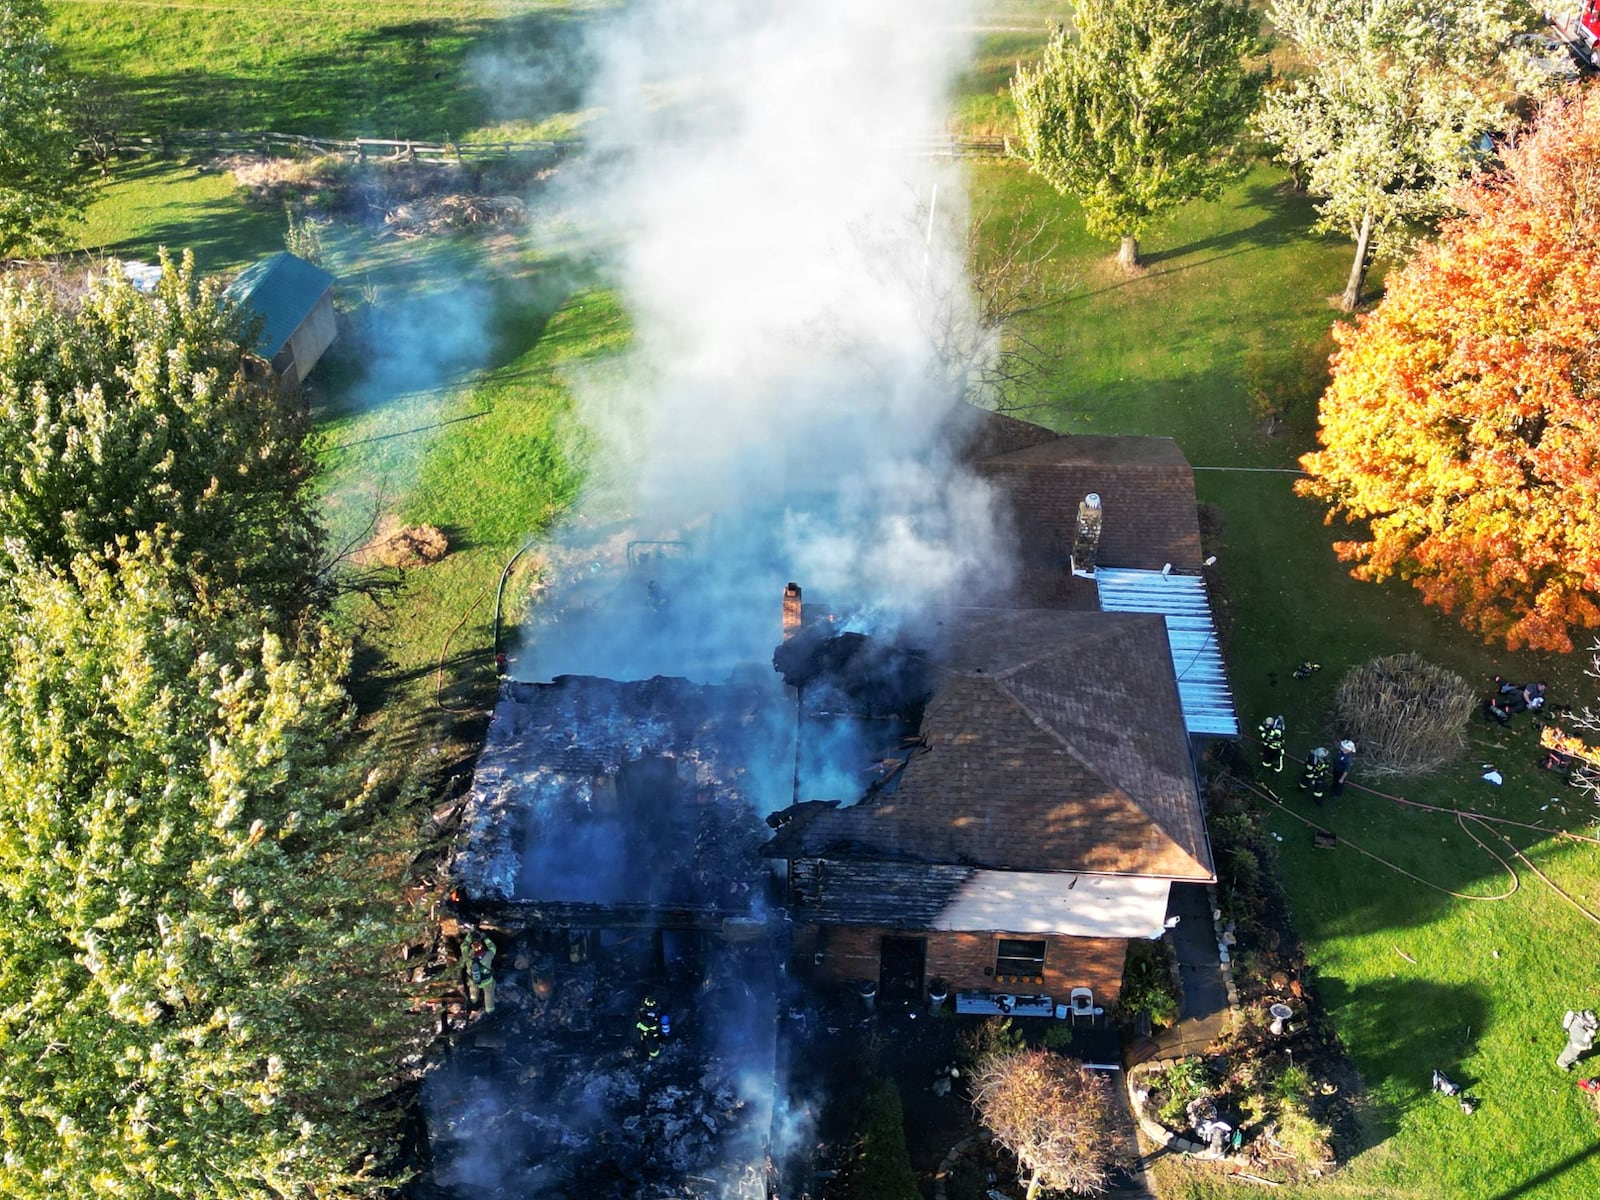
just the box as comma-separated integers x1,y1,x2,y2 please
1070,493,1102,578
782,582,803,640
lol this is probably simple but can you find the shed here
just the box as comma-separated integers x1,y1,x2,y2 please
225,252,337,389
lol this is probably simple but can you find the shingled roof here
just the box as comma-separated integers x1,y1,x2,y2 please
956,407,1203,578
764,608,1213,881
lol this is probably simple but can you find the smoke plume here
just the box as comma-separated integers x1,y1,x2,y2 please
521,0,1003,682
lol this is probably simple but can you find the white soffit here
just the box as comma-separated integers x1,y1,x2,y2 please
935,871,1172,939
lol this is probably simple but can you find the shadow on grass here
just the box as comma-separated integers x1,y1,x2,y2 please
1484,1142,1600,1200
86,191,284,271
76,9,598,140
1141,181,1320,266
1315,975,1488,1146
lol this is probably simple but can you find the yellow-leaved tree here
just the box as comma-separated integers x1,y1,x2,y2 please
1299,87,1600,652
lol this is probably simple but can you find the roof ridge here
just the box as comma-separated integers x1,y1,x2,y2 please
993,680,1204,877
985,613,1151,681
997,650,1211,880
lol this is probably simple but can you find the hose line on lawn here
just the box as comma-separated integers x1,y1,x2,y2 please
1237,734,1600,924
1257,735,1600,847
1235,776,1520,902
435,582,492,715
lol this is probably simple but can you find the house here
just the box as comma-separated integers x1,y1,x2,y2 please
760,408,1233,1014
225,252,337,389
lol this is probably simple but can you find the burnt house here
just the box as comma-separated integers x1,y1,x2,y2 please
762,408,1233,1014
435,408,1233,1189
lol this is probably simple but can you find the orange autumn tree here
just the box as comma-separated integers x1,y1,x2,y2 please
1298,87,1600,651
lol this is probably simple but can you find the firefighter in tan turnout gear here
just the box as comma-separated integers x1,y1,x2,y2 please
462,930,496,1014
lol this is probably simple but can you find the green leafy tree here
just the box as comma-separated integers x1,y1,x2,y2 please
0,0,84,256
0,541,431,1197
1254,0,1525,311
0,252,324,611
1011,0,1268,268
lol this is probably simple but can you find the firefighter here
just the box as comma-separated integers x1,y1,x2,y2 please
1299,746,1331,802
1258,715,1285,773
1559,1009,1599,1071
462,931,496,1014
636,994,663,1060
1331,739,1357,796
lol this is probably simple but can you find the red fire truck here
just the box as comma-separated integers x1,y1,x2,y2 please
1550,2,1600,68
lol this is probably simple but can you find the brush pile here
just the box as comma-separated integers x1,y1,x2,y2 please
383,194,527,238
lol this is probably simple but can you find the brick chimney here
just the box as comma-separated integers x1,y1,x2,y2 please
782,582,803,640
1070,493,1102,578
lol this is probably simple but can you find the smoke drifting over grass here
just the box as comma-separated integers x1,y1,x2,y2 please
522,0,1004,680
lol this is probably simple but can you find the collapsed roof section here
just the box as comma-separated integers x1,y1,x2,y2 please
764,607,1213,881
451,675,792,925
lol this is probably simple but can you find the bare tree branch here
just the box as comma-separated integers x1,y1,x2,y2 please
970,1049,1117,1198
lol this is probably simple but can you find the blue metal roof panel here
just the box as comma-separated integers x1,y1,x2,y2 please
1095,567,1238,736
224,252,334,359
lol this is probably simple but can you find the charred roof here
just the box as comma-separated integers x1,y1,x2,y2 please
763,608,1212,880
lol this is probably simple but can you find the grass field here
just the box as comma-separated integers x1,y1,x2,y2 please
51,0,602,140
72,159,284,270
48,5,1600,1199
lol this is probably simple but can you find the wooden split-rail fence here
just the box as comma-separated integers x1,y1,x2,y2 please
96,129,1012,165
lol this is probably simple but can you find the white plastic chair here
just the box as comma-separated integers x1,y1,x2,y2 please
1069,987,1095,1023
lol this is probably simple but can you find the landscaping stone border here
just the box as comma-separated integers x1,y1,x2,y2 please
932,1130,992,1200
1207,883,1241,1008
1124,1059,1248,1166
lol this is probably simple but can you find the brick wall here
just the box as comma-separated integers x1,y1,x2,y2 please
794,924,1128,1007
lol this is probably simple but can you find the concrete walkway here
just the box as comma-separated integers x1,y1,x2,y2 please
1162,882,1232,1055
1128,882,1232,1064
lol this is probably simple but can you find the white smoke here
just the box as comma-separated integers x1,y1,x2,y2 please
438,6,999,1193
522,0,1005,680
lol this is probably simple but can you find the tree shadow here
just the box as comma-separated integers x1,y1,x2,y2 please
1313,975,1488,1147
1482,1142,1600,1200
1141,182,1333,267
87,192,285,272
77,9,599,141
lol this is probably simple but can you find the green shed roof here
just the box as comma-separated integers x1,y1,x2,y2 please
225,252,335,360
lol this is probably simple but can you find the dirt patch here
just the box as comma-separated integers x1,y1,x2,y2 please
353,516,450,569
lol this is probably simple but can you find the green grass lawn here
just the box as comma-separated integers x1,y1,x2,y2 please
1152,470,1600,1200
72,160,285,271
311,232,616,767
52,1,603,140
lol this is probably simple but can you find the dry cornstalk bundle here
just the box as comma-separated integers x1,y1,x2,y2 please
1333,653,1475,776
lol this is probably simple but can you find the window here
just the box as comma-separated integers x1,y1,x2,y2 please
995,938,1046,984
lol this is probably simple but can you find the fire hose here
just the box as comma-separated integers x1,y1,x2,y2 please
1237,734,1600,925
